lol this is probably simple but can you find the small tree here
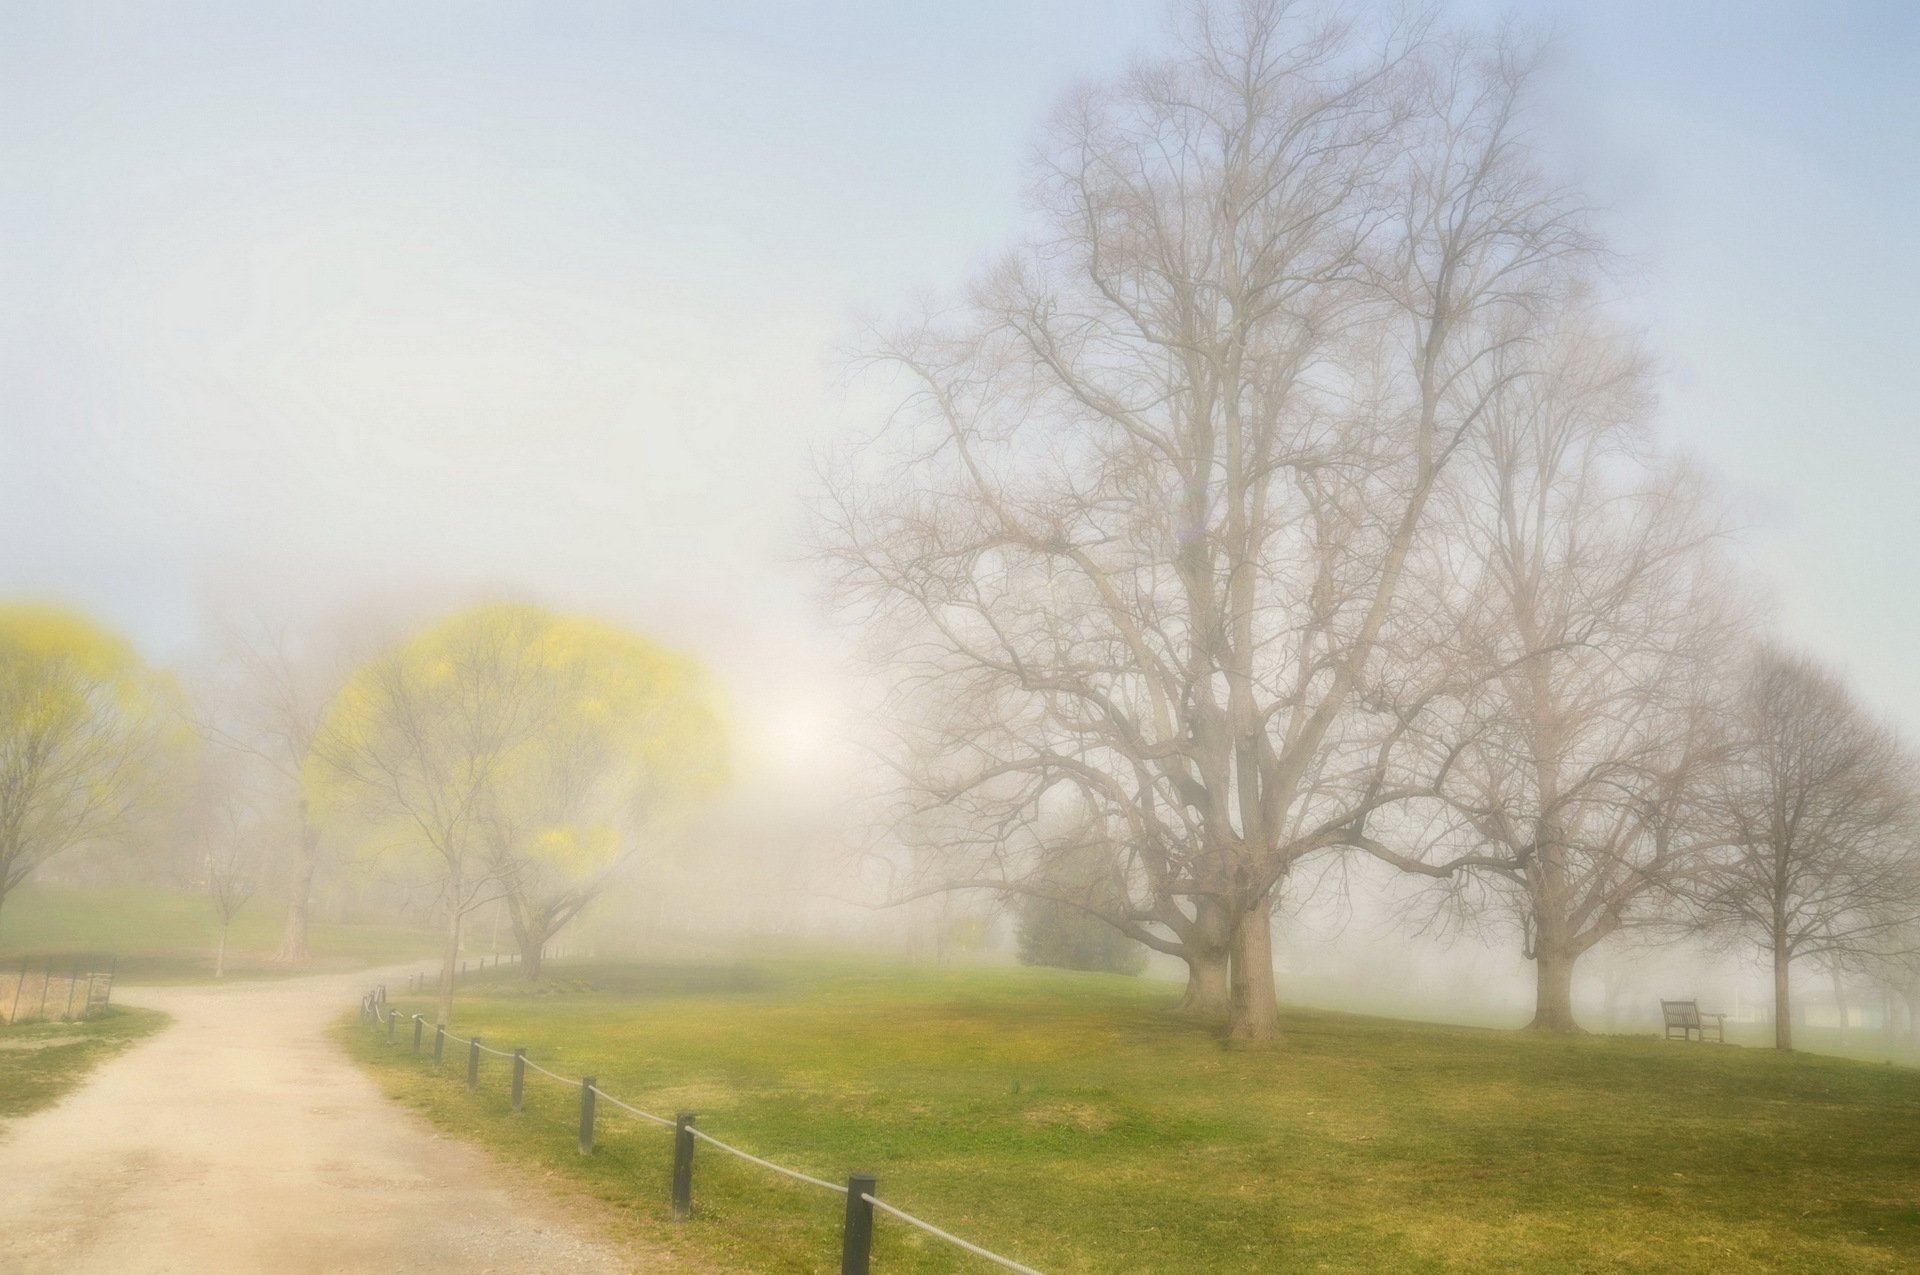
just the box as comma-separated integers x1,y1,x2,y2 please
480,617,726,978
197,782,261,979
0,604,171,933
196,617,343,965
1691,650,1919,1050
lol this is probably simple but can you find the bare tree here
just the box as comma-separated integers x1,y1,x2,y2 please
197,619,341,964
1349,313,1745,1030
822,0,1596,1038
1690,650,1919,1050
195,773,262,980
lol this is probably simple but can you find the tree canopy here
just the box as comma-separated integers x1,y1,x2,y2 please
306,602,726,1019
0,602,175,928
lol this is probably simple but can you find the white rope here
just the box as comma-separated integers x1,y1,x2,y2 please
522,1057,578,1086
690,1128,847,1194
589,1086,677,1129
862,1196,1049,1275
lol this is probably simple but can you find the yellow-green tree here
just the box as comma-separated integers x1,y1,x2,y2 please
306,603,724,1023
480,615,725,978
0,604,172,932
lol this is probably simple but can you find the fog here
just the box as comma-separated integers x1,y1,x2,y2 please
4,1,1918,1038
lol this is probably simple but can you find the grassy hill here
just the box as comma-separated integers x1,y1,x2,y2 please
344,958,1920,1274
0,884,439,983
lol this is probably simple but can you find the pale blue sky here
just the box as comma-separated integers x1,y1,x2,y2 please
2,1,1916,756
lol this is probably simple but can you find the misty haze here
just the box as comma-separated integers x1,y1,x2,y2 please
2,3,1917,1273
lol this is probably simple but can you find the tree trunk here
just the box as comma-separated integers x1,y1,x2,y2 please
272,807,318,964
506,896,547,980
1772,936,1793,1051
1173,897,1232,1020
437,896,462,1027
1176,948,1231,1019
514,924,547,980
215,922,229,980
1526,942,1581,1032
1225,905,1280,1042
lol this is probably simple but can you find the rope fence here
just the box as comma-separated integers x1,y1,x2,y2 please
358,978,1052,1274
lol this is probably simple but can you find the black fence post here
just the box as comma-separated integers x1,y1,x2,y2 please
672,1113,697,1220
511,1048,526,1112
378,983,386,1005
841,1174,877,1275
412,1014,424,1053
578,1076,597,1154
433,1024,446,1070
468,1037,482,1089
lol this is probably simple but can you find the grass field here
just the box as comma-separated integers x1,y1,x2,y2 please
343,958,1920,1274
0,1007,169,1121
0,884,440,984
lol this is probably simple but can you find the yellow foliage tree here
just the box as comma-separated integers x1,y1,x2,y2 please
0,603,173,932
306,603,725,1022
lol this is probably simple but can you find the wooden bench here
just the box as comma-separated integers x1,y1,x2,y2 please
1661,999,1726,1043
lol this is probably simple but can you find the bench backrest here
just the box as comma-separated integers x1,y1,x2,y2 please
1661,999,1701,1027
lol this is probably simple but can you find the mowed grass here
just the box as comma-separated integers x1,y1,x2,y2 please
0,883,440,983
343,959,1920,1274
0,1007,168,1120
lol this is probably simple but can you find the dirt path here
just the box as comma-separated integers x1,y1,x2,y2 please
0,969,653,1274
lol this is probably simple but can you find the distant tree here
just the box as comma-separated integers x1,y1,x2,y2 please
1014,816,1149,976
0,604,172,933
1017,899,1149,976
307,603,725,1021
194,770,262,979
1350,314,1744,1031
478,616,727,979
196,618,343,964
1690,651,1919,1050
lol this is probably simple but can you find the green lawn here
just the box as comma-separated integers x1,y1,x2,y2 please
0,883,440,984
0,1006,169,1120
342,959,1920,1274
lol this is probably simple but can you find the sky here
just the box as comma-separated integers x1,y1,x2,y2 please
3,0,1918,782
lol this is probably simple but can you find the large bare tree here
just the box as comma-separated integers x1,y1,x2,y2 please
823,0,1597,1038
1350,314,1744,1030
1689,650,1918,1050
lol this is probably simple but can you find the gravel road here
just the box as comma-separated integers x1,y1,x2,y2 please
0,968,657,1274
